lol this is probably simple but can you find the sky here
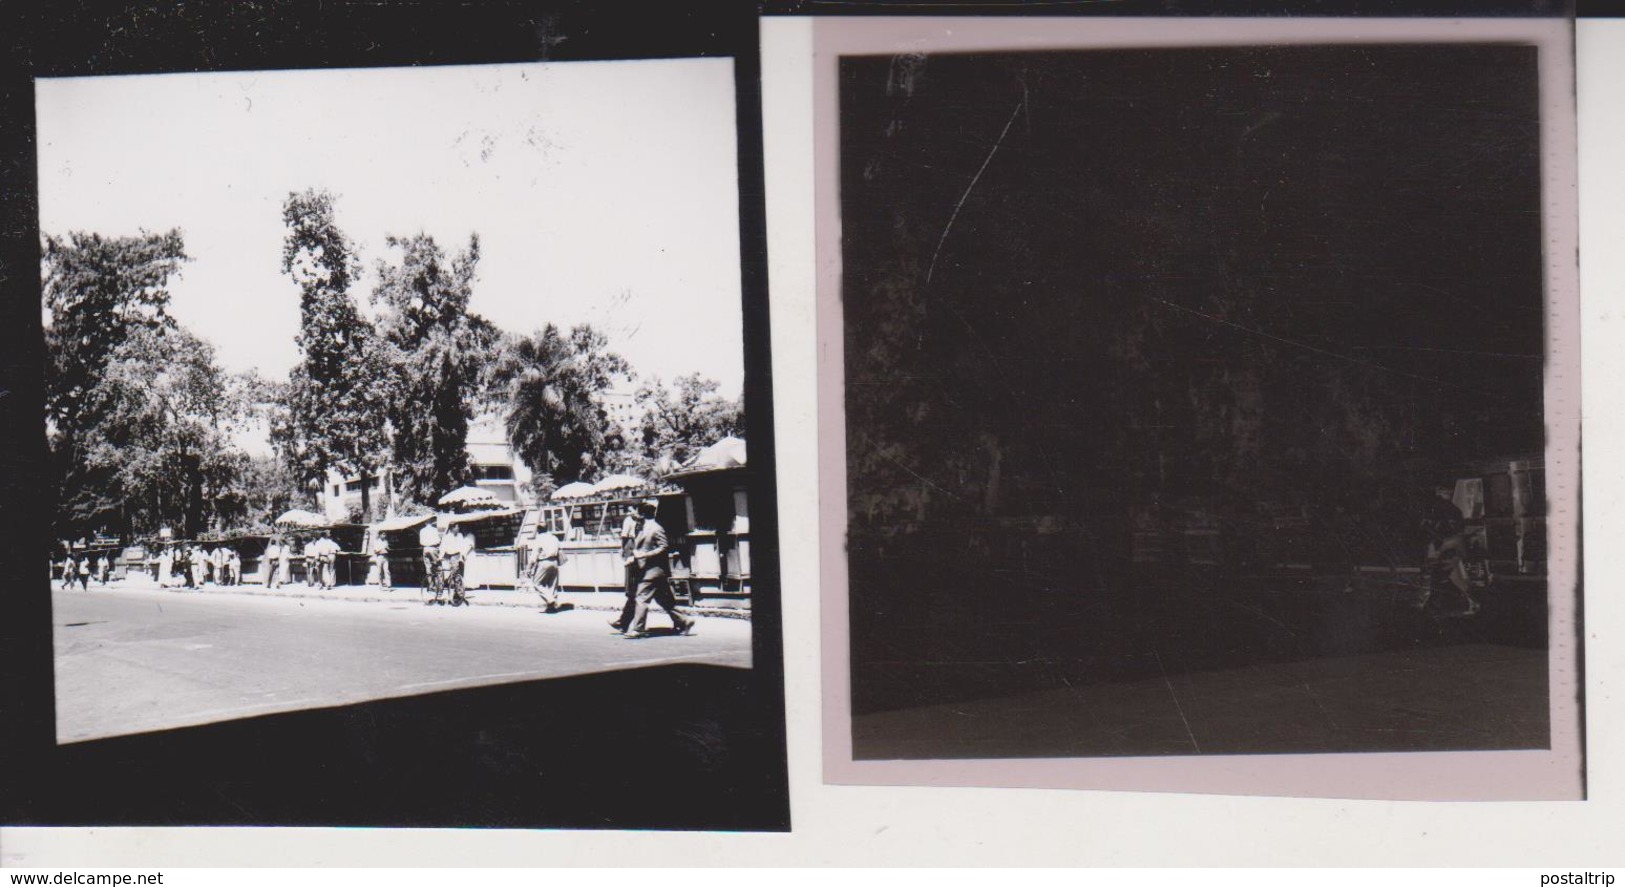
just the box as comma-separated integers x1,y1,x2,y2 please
35,58,745,400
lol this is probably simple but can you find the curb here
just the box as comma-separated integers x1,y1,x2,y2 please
78,581,752,620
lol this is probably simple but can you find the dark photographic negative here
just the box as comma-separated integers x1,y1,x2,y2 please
840,44,1564,761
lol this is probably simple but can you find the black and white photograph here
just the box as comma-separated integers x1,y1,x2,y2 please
4,3,786,831
831,32,1579,775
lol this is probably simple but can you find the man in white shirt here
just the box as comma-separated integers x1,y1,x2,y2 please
418,521,444,602
316,534,341,589
371,534,392,588
525,530,563,613
439,524,474,600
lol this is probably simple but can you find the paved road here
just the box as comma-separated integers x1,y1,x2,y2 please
854,642,1549,759
52,584,752,744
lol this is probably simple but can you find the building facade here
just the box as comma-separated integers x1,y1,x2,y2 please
320,415,534,521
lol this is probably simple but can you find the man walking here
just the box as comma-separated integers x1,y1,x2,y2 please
609,507,644,633
621,498,695,640
524,528,564,613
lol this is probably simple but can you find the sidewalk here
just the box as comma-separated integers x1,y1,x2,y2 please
81,576,751,620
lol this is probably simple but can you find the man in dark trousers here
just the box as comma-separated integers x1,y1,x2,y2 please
609,507,643,633
621,498,696,639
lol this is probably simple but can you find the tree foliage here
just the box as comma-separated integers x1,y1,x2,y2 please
276,190,389,518
634,373,744,472
371,232,490,506
487,323,629,487
43,229,188,428
66,325,243,538
42,229,194,538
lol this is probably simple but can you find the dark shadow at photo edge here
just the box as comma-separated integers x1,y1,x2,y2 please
0,0,788,830
20,664,783,831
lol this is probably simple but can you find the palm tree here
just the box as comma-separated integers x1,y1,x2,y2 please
487,324,629,486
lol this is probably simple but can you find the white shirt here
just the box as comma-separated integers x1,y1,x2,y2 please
529,532,560,560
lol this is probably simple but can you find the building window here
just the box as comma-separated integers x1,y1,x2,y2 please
472,464,514,481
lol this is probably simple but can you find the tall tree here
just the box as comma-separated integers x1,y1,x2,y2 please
372,232,490,506
42,229,189,538
487,324,629,487
278,189,389,519
43,229,188,433
73,324,242,538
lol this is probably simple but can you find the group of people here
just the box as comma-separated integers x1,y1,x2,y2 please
55,552,111,589
154,543,242,589
55,503,705,638
414,521,476,601
263,534,342,590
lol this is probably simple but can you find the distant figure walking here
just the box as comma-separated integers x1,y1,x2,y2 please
275,537,293,588
524,528,564,613
371,534,392,588
95,555,110,585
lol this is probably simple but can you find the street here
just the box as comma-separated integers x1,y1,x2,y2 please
53,583,751,744
855,642,1549,759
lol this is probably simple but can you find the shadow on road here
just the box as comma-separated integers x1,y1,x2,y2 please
10,663,788,831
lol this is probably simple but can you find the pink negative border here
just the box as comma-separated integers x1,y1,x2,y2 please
816,17,1582,800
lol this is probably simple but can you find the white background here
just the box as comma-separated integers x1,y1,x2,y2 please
2,16,1622,867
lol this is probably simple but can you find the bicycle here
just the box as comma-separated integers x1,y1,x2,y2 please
423,550,445,606
442,553,468,607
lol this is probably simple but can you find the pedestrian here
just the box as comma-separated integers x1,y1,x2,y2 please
302,537,318,587
371,533,392,588
317,533,340,589
157,545,175,587
620,499,695,640
227,547,241,586
524,528,564,614
609,507,644,634
275,536,293,588
77,554,92,589
189,545,206,588
418,519,443,600
212,545,227,586
96,554,110,585
1418,483,1479,616
263,538,279,587
439,524,473,595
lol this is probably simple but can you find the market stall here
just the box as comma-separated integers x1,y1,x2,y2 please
665,436,751,602
548,474,680,593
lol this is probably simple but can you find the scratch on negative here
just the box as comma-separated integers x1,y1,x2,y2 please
925,98,1026,286
877,450,959,499
1153,650,1202,754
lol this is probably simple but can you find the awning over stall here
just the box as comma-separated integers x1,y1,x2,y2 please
371,513,436,534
